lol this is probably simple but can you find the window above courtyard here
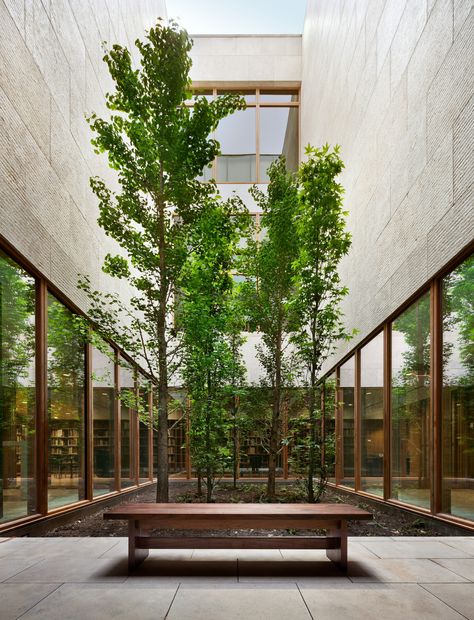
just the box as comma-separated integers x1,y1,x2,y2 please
191,88,300,183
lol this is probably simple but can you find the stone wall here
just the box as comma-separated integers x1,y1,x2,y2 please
0,0,166,308
301,0,474,373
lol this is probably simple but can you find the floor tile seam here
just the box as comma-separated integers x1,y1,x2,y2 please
97,541,123,558
353,542,383,558
351,579,471,584
418,583,470,620
296,583,314,620
164,583,180,620
430,558,473,582
14,583,64,620
1,558,46,583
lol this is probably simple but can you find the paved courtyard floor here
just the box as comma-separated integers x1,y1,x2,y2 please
0,536,473,619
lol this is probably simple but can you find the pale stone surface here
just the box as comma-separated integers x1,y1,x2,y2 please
0,0,167,321
302,0,474,373
1,537,473,618
189,35,302,83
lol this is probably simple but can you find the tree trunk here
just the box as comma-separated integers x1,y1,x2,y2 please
267,330,282,500
156,197,169,503
232,395,238,489
307,365,316,502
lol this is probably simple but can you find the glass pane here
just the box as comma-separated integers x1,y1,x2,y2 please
340,357,355,488
138,375,150,482
260,90,299,102
48,294,85,510
360,332,384,497
120,359,135,488
324,373,336,483
92,344,115,497
391,293,431,509
0,251,36,523
441,255,474,520
259,107,298,181
216,108,256,182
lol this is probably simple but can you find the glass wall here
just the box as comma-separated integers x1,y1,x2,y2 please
47,294,86,509
0,251,36,523
216,108,256,182
324,373,337,483
360,333,384,496
92,344,115,496
138,375,150,483
441,254,474,520
120,359,136,488
339,357,355,487
391,293,431,509
259,107,299,180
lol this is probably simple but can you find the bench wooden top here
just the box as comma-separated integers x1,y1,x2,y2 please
104,502,372,521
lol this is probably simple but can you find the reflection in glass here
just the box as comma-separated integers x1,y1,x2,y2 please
340,357,355,488
120,360,136,488
138,376,150,482
47,294,85,510
441,255,474,520
92,344,115,496
324,374,336,483
391,294,431,509
259,107,298,181
360,333,384,496
0,251,36,523
216,108,256,182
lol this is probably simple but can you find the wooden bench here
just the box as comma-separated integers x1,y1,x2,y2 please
104,502,372,572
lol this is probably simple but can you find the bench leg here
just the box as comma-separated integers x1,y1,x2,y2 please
326,520,347,571
128,520,149,571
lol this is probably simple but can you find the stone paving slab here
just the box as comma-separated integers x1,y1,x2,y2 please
166,584,311,620
0,583,61,620
301,583,466,620
19,583,178,620
432,558,474,581
421,583,474,619
0,536,473,619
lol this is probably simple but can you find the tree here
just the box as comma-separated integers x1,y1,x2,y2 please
292,144,352,502
178,195,248,501
82,20,244,501
244,157,299,499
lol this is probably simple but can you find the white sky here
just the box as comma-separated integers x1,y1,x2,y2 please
166,0,307,35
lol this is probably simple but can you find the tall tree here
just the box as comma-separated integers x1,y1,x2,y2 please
245,157,299,499
83,20,244,501
292,144,352,502
179,196,248,502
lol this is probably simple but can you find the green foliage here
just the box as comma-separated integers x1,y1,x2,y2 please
178,196,249,501
291,144,352,502
243,156,300,498
81,19,245,501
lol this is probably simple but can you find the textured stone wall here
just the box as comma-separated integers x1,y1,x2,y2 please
189,35,301,83
0,0,166,307
301,0,474,373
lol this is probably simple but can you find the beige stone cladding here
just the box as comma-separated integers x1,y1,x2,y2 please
0,0,167,310
301,0,474,373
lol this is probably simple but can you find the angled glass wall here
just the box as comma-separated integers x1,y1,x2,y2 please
360,332,384,497
391,293,431,509
138,374,150,483
0,251,36,523
47,294,86,510
120,359,136,489
92,343,115,497
441,254,474,521
339,357,355,488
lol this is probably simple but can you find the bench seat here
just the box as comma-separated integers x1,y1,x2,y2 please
104,502,372,572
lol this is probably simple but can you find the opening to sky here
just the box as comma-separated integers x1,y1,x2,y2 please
166,0,307,35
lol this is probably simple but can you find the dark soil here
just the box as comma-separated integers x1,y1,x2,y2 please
42,480,459,538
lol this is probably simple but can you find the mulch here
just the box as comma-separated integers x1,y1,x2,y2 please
41,480,452,538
